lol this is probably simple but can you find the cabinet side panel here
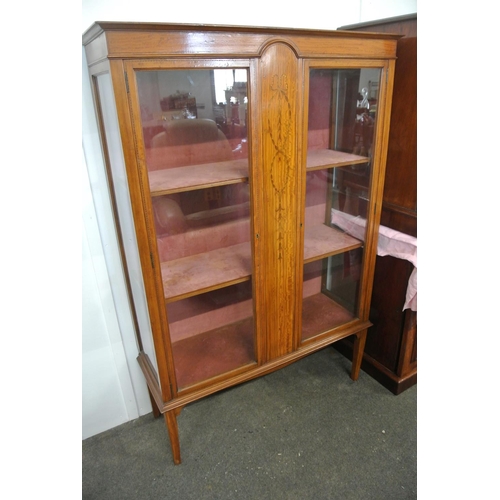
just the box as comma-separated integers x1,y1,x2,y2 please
258,43,300,359
109,61,176,402
357,61,396,321
92,70,160,382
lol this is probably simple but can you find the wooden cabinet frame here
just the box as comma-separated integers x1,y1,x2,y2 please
84,22,399,464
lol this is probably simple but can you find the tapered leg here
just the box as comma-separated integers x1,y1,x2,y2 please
164,408,182,465
350,329,367,381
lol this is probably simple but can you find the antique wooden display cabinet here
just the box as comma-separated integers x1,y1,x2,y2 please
83,22,399,464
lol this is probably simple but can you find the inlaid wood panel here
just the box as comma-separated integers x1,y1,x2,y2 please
258,42,300,360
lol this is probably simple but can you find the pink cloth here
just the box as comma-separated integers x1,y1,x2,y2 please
331,209,417,311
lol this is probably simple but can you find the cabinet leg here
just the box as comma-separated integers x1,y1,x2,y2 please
164,408,182,465
350,329,367,381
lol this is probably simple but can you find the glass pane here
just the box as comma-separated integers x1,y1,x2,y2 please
167,282,254,390
302,67,381,341
136,69,255,388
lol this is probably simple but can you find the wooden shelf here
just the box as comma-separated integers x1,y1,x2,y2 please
302,293,355,340
161,223,361,302
172,316,255,389
306,149,368,171
148,158,248,196
161,242,252,302
149,150,365,197
304,223,362,263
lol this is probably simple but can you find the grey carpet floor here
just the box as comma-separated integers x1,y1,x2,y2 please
82,347,417,499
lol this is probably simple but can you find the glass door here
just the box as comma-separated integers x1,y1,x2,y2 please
302,65,382,342
134,66,256,390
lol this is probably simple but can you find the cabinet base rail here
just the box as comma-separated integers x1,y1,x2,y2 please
137,321,370,464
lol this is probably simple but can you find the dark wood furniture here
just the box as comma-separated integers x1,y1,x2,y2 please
336,14,417,395
83,22,399,463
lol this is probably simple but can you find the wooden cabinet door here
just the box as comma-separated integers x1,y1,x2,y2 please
125,60,259,394
299,60,393,345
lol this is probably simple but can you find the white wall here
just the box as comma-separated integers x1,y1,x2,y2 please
81,0,417,439
82,0,417,33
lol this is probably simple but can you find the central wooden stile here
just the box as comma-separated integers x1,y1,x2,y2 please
257,42,300,360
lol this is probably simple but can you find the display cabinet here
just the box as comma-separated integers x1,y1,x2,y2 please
83,22,398,464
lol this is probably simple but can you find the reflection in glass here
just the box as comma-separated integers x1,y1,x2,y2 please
137,69,248,166
302,68,381,341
